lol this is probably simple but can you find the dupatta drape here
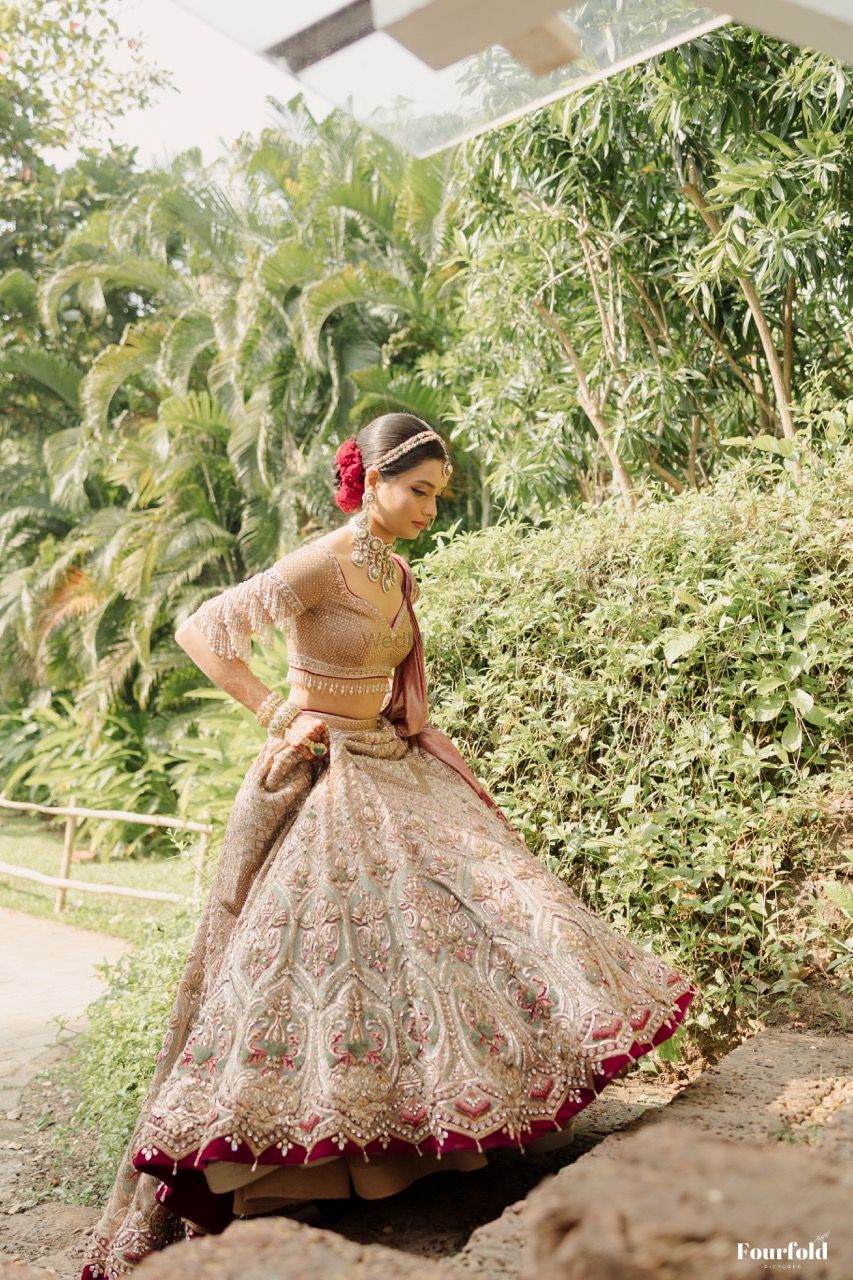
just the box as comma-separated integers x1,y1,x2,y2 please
384,554,520,838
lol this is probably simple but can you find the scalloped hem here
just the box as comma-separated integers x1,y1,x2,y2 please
126,986,695,1236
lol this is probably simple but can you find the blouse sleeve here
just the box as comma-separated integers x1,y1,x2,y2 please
182,543,324,663
409,576,420,605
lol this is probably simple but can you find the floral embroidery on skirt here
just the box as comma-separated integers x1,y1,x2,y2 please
80,713,696,1278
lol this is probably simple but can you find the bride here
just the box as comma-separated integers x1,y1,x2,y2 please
80,413,697,1278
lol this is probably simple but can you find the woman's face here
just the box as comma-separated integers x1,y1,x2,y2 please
363,457,449,541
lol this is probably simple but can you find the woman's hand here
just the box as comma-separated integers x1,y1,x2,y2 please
279,711,329,762
260,712,329,790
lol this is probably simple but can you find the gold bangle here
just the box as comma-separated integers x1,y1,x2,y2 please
255,690,285,728
268,702,301,738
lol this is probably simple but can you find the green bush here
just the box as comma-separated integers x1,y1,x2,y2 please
0,698,180,860
415,447,853,1049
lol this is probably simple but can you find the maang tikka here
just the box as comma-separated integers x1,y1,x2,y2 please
349,430,452,592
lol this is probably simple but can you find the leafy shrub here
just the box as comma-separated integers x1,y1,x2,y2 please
0,698,179,859
415,446,853,1048
53,905,200,1203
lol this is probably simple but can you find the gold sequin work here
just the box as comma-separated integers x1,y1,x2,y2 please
186,540,418,699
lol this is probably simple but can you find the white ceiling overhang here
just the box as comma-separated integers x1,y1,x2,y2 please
173,1,853,155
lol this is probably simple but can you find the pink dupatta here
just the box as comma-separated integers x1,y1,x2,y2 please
384,554,519,837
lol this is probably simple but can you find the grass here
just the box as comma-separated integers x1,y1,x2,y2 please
0,811,198,944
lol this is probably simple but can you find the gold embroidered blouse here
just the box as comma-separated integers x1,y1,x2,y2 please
184,539,420,699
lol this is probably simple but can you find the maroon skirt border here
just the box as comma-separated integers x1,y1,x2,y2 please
121,986,696,1236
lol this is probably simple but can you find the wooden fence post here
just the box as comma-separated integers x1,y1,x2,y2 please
0,796,213,911
55,795,77,915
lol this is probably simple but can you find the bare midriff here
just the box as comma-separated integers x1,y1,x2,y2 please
285,686,391,722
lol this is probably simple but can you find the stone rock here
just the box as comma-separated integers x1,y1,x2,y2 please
519,1118,851,1280
0,1264,59,1279
640,1030,853,1157
135,1215,454,1279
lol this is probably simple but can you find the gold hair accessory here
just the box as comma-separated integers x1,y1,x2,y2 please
375,430,452,477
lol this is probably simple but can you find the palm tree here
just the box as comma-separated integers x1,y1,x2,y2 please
13,98,461,713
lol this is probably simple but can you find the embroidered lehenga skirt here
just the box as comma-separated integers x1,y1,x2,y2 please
81,711,696,1278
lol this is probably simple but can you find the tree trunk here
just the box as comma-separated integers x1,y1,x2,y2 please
577,221,623,381
782,275,796,406
480,465,491,529
643,445,684,493
688,413,701,489
663,275,780,430
531,297,636,512
747,353,771,432
680,170,798,450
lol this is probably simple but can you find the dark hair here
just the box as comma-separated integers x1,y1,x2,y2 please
332,413,448,494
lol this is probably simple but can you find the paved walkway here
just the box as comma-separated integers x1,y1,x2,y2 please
0,907,129,1109
0,909,130,1276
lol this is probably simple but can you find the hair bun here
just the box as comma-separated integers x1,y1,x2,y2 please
334,438,365,513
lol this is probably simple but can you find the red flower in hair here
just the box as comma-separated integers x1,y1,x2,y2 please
334,438,364,512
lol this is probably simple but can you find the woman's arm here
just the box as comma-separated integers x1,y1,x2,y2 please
175,619,328,767
175,620,274,717
174,544,323,717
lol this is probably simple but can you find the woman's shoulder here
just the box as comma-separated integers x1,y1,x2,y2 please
306,531,347,559
275,535,336,572
264,539,339,612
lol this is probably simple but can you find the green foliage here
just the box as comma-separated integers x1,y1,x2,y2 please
413,446,853,1044
0,0,167,163
444,24,853,513
51,905,200,1203
0,0,166,308
0,0,171,715
0,695,180,859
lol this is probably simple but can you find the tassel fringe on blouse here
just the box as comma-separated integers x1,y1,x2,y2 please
182,537,515,833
